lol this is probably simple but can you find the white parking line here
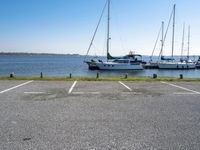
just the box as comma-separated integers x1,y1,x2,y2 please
161,81,200,95
119,81,132,92
24,92,45,94
68,81,77,94
0,80,34,94
73,92,100,95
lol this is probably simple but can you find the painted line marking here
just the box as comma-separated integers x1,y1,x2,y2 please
24,92,46,94
119,81,132,92
73,92,100,95
73,92,84,94
68,81,77,94
122,92,141,95
90,92,100,94
161,81,200,95
0,80,34,94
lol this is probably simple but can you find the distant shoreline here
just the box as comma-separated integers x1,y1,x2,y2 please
0,52,81,56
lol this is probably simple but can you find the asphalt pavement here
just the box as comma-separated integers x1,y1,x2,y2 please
0,80,200,150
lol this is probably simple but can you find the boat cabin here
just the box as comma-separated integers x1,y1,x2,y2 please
112,54,143,64
161,56,175,61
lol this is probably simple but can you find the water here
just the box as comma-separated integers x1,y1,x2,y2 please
0,54,200,78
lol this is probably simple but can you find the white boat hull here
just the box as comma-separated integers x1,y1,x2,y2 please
144,62,159,69
158,62,196,69
94,62,143,70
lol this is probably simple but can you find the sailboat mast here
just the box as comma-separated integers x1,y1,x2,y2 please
107,0,110,61
187,25,190,58
171,4,176,58
161,21,164,57
181,23,185,59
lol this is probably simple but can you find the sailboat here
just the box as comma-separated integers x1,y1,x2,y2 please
180,25,196,65
84,0,144,70
158,4,195,69
144,21,164,69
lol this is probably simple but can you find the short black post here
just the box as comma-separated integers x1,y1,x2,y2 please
125,73,128,79
70,73,72,78
96,72,99,78
153,74,157,79
180,74,183,79
10,72,14,78
40,72,43,79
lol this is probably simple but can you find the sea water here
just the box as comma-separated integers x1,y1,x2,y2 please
0,54,200,78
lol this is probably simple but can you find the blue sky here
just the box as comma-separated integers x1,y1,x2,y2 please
0,0,200,56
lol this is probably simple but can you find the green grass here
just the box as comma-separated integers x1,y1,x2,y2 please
0,75,200,82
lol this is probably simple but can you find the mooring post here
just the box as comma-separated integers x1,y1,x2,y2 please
40,72,43,79
125,73,128,79
96,72,99,78
70,73,72,78
153,74,157,79
180,74,183,79
10,72,14,78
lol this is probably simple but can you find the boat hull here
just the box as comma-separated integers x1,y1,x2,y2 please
144,62,159,69
96,62,143,70
85,61,99,70
97,65,143,70
158,62,196,69
86,61,143,70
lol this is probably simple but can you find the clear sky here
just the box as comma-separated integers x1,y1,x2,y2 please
0,0,200,56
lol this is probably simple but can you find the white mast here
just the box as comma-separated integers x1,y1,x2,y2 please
161,21,164,57
171,4,176,58
107,0,111,61
181,23,185,59
187,25,190,59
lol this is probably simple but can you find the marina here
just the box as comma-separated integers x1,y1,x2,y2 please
84,1,199,72
1,0,200,149
0,53,200,78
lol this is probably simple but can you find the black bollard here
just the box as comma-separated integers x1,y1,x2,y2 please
125,73,128,79
96,72,99,78
153,74,157,79
70,73,72,78
180,74,183,79
10,72,14,78
40,72,43,79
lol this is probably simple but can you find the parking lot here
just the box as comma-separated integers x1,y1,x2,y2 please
0,80,200,149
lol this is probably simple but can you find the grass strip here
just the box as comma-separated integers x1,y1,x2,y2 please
0,76,200,82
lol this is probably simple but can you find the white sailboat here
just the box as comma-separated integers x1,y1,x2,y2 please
158,4,195,69
145,21,164,69
84,0,144,70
